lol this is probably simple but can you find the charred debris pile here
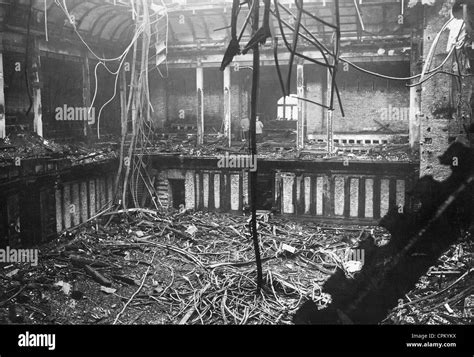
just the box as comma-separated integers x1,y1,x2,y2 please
0,131,118,166
0,206,472,325
141,133,415,162
0,130,415,171
0,209,380,324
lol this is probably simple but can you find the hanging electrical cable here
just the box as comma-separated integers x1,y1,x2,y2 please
271,0,345,116
57,0,146,64
407,19,466,87
286,0,303,94
54,0,163,210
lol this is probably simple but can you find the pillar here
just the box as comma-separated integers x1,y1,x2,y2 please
223,66,231,147
196,65,204,145
409,85,420,150
82,52,91,137
119,66,127,137
0,7,5,139
0,51,5,139
32,38,42,137
296,63,305,149
409,7,423,152
326,67,334,154
419,4,463,179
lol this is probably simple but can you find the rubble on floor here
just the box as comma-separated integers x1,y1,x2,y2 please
0,131,118,166
0,129,416,168
0,210,385,324
383,236,474,325
1,209,470,325
149,133,417,162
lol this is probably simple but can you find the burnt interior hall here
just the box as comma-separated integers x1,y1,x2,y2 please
0,0,473,327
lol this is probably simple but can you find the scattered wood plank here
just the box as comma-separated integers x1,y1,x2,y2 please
111,274,139,286
84,265,112,287
178,307,196,325
67,254,110,268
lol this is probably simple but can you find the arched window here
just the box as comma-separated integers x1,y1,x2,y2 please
277,96,298,121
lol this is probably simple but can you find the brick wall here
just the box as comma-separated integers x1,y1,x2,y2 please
3,52,121,139
332,61,410,133
420,4,464,179
149,66,251,138
152,67,225,130
306,65,326,134
149,60,409,138
165,67,196,124
203,67,224,131
231,70,250,138
3,52,31,120
253,61,409,135
41,56,84,138
149,71,167,130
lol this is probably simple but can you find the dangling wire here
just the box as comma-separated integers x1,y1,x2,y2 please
272,0,344,116
286,0,303,95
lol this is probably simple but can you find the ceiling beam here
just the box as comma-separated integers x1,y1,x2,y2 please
160,50,409,68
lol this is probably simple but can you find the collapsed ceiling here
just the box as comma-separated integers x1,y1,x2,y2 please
2,0,411,52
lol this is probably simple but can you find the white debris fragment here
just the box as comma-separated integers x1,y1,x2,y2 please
185,225,198,236
100,286,117,294
54,281,71,295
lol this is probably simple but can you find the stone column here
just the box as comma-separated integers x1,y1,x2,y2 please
82,52,91,137
326,67,334,154
196,65,204,145
419,4,464,179
32,38,42,137
0,51,5,139
296,62,305,149
223,66,231,146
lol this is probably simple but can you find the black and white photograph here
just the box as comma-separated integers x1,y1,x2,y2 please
0,0,473,354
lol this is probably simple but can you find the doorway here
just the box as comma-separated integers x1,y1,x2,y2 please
169,179,185,209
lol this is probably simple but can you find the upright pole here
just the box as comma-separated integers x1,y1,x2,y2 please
296,62,305,149
196,65,204,145
223,66,232,147
249,0,263,294
82,52,91,137
32,38,42,138
327,0,340,155
409,6,423,153
0,51,5,139
0,4,5,138
326,67,334,154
